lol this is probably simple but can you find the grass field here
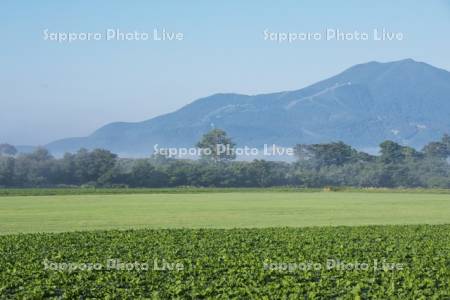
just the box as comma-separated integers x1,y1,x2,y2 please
1,191,449,234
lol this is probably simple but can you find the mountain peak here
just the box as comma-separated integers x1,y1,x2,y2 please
350,58,425,71
397,58,416,63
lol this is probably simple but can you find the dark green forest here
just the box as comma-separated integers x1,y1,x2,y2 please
1,131,450,189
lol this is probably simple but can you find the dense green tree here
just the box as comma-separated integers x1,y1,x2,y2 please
128,159,168,187
379,141,404,164
379,141,422,164
294,142,359,167
247,160,289,187
196,129,236,162
72,149,117,184
422,134,450,159
0,144,17,156
13,148,55,186
0,156,15,186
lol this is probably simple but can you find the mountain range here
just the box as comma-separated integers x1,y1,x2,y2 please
46,59,450,156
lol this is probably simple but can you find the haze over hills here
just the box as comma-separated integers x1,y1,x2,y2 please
46,59,450,156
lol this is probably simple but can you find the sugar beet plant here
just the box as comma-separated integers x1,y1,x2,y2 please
0,225,449,299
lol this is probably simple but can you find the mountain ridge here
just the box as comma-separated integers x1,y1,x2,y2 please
46,59,450,156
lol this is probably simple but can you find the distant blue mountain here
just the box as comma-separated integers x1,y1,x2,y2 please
47,59,450,156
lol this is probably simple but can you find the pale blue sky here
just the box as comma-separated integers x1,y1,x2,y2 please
1,0,449,145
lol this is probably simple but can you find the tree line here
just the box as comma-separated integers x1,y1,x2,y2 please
1,130,450,188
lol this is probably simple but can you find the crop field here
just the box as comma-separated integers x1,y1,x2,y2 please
0,191,450,234
0,190,449,298
1,225,449,298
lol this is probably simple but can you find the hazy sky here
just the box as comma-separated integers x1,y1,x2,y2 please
1,0,449,145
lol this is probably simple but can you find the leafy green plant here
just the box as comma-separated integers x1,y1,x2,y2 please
0,225,449,298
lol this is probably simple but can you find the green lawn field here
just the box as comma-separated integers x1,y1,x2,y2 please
1,191,449,234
